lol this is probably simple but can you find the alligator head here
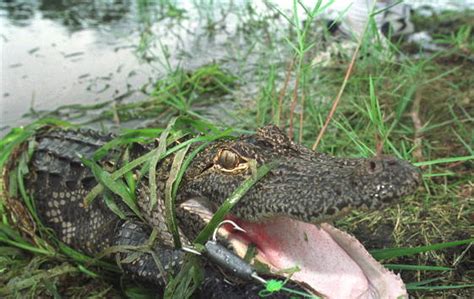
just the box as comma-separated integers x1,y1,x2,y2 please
176,125,420,298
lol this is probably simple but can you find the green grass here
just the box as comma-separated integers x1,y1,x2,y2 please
1,1,473,298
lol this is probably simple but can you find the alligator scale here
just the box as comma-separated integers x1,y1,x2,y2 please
5,125,421,298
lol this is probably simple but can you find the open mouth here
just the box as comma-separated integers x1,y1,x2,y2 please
179,198,407,298
218,215,408,299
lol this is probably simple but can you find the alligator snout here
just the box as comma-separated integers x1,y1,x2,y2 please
350,156,421,212
365,157,421,184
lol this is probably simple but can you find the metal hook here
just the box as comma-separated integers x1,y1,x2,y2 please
212,219,246,241
182,246,202,255
181,220,246,256
251,272,267,284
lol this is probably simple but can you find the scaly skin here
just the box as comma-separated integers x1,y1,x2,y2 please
11,125,420,297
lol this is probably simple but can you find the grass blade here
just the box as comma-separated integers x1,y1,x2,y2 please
164,144,190,248
384,264,452,271
407,284,474,291
414,155,473,167
81,158,142,219
370,238,474,260
149,117,177,210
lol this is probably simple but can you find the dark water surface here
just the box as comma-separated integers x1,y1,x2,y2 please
2,1,149,132
1,0,278,134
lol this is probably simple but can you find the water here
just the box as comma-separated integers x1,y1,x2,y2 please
1,0,472,134
1,0,268,133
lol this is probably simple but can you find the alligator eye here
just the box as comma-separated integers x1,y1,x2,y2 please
216,149,241,170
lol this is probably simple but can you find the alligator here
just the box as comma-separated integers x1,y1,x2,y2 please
4,125,421,298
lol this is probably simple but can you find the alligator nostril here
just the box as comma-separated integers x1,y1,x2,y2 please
369,161,377,171
366,159,387,174
367,161,379,173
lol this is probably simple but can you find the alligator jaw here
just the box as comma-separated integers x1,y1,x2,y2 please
221,216,408,299
179,198,407,298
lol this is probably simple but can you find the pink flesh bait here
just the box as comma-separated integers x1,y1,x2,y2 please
223,216,408,299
